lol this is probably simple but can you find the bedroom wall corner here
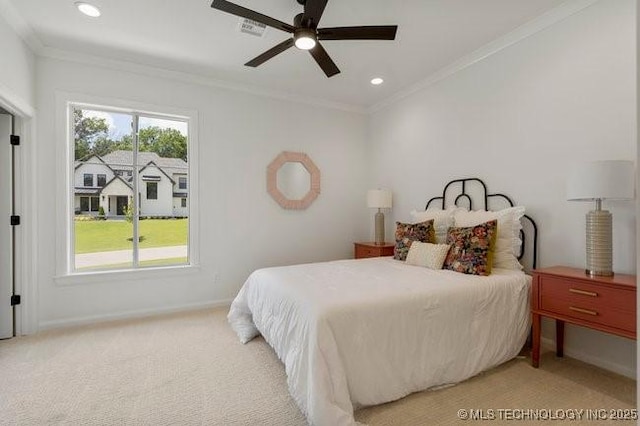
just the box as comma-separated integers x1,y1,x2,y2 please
0,10,35,114
367,0,637,378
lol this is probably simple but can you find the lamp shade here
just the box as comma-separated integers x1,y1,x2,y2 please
367,189,392,209
567,160,635,201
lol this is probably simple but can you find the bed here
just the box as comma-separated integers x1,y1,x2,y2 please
228,178,538,426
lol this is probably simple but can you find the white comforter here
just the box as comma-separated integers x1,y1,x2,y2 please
228,257,531,426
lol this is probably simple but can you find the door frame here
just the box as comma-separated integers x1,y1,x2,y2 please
0,90,37,336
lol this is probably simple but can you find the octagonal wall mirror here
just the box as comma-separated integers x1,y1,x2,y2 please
267,151,320,210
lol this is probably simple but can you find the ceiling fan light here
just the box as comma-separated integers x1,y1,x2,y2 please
294,28,317,50
75,2,101,17
295,36,316,50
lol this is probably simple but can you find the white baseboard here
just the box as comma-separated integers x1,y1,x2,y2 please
38,299,233,331
541,337,636,379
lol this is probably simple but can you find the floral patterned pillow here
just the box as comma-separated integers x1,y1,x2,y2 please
394,220,435,261
443,220,498,276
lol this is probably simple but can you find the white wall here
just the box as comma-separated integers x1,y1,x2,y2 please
35,56,367,327
0,12,35,113
74,161,114,188
172,197,188,217
368,0,636,377
138,165,172,216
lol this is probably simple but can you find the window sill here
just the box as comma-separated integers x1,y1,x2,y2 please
54,264,200,286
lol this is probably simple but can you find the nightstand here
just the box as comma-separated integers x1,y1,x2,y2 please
531,266,636,368
354,242,395,259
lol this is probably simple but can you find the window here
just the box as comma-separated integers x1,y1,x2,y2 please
179,177,187,190
80,197,89,211
146,182,158,200
181,198,187,208
70,105,191,273
79,196,100,213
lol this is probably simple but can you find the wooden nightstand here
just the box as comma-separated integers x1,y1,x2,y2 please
354,242,395,259
531,266,636,368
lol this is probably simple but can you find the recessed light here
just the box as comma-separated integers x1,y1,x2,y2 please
75,2,101,18
370,77,384,85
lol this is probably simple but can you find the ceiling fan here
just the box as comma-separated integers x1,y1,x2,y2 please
210,0,398,78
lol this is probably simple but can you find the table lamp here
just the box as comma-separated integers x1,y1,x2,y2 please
367,189,392,245
566,160,635,276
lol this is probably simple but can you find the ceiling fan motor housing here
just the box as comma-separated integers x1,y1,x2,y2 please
293,13,312,28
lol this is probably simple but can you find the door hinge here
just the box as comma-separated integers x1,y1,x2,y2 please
10,215,20,226
10,135,19,146
10,295,20,306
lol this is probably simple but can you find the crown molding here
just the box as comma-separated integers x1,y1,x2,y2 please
1,0,602,116
367,0,602,114
0,80,35,117
0,0,363,113
0,0,44,53
39,46,367,115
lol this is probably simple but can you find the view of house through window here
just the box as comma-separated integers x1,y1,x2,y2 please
73,106,189,272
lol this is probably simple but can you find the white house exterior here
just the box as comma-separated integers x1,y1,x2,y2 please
74,151,188,217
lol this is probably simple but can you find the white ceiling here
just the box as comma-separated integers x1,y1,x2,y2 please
8,0,568,108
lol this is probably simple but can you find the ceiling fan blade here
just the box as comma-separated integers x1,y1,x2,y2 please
309,43,340,78
303,0,328,28
211,0,295,33
245,39,295,67
318,26,398,41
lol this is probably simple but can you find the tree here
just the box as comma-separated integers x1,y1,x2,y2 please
119,127,187,161
140,127,187,161
74,109,187,161
124,200,134,223
74,109,110,160
91,137,112,157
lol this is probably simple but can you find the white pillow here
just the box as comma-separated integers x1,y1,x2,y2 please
410,206,462,244
453,206,525,270
405,242,451,269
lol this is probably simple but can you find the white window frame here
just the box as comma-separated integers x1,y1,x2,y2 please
54,92,199,282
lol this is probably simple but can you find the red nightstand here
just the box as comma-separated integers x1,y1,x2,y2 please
531,266,636,368
354,242,394,259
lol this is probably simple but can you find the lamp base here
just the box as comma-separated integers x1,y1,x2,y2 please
585,269,614,277
374,210,385,245
585,209,613,277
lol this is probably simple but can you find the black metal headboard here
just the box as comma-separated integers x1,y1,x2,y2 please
425,178,538,269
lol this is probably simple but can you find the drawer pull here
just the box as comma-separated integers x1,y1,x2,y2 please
569,288,598,297
569,306,598,316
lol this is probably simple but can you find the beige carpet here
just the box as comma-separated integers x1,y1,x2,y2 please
0,308,635,425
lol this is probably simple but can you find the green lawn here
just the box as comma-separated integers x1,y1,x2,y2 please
75,219,188,254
